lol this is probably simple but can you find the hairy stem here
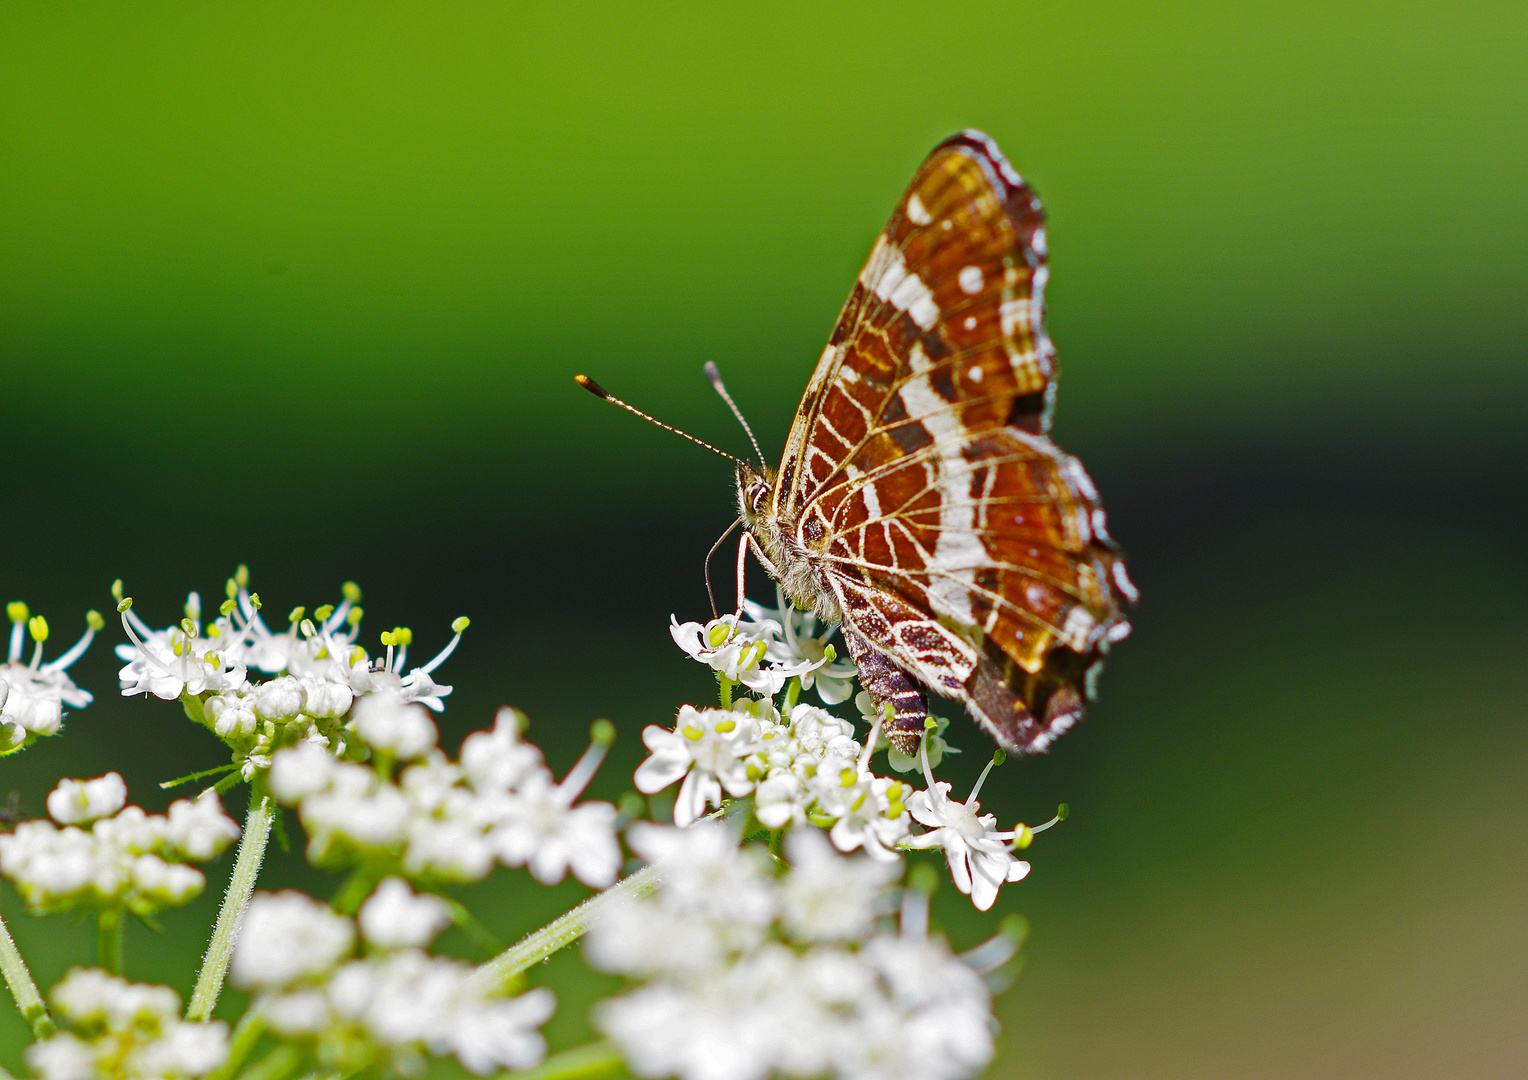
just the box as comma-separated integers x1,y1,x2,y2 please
469,863,661,994
188,790,275,1021
0,909,53,1038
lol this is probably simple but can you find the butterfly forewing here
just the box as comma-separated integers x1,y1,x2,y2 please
774,130,1133,755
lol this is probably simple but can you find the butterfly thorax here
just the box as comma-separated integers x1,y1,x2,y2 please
735,462,842,624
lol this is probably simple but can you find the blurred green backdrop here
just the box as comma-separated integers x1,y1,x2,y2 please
2,2,1525,1077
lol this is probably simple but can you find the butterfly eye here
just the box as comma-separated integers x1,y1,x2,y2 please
749,482,769,514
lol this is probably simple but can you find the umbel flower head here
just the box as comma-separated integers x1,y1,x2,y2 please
587,823,1005,1080
113,570,470,783
0,601,100,752
0,774,239,915
26,968,229,1080
230,883,555,1076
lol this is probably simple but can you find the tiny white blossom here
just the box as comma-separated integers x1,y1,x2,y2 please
164,791,241,860
671,614,819,697
30,969,229,1080
487,769,620,888
351,691,437,760
0,605,97,744
904,749,1029,911
229,890,355,990
743,587,858,705
268,739,339,801
47,773,127,825
634,704,761,827
779,828,898,943
359,877,453,949
460,707,544,791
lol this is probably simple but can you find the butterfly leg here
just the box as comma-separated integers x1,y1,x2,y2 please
841,628,928,756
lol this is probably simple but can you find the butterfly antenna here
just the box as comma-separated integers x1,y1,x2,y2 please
703,362,767,470
575,374,746,466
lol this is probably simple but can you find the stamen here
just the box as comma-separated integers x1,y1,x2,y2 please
858,701,887,776
6,602,27,663
965,749,1005,810
43,611,102,673
117,600,178,676
419,618,469,674
558,719,615,805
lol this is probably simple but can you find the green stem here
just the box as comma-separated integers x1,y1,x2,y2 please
234,1042,304,1080
188,790,275,1022
514,1041,624,1080
717,675,735,709
96,909,123,975
206,1012,266,1080
469,863,661,994
0,908,53,1038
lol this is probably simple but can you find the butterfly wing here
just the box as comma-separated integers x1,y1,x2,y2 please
780,130,1135,754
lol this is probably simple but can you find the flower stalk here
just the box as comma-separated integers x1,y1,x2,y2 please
469,862,662,994
0,909,52,1038
187,789,274,1022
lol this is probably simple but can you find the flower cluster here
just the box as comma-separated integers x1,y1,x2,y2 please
24,969,229,1080
587,824,1005,1080
230,882,554,1076
0,774,239,914
643,609,1042,910
0,602,100,752
115,572,462,780
671,587,858,701
269,699,621,889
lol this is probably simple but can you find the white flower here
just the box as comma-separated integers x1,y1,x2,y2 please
350,691,437,760
460,707,543,791
904,750,1029,912
487,770,620,888
586,823,778,981
116,603,247,700
127,1019,231,1077
30,969,230,1080
296,764,413,857
779,828,897,943
671,614,818,697
0,604,98,741
634,705,761,827
229,891,355,990
268,739,339,801
744,586,858,704
359,877,452,949
24,1032,95,1080
164,791,240,860
47,773,127,825
324,950,554,1076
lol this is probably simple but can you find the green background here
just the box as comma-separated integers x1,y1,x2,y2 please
2,2,1525,1077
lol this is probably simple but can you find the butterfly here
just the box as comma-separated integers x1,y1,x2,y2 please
582,130,1135,756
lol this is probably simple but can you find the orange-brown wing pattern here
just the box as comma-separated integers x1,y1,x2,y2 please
781,130,1134,754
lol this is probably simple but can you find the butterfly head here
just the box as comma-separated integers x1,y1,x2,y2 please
735,462,773,526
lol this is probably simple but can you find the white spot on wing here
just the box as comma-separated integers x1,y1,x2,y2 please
907,194,932,225
968,365,983,383
963,316,977,330
860,235,940,330
959,265,984,294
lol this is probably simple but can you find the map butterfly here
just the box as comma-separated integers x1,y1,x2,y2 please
582,130,1135,756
